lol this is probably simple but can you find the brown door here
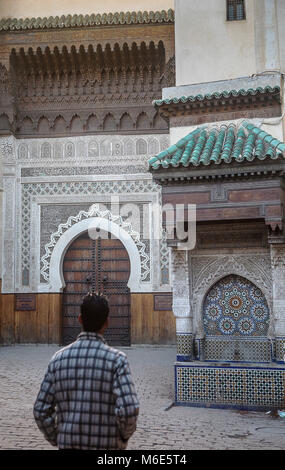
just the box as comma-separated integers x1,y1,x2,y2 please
62,230,131,346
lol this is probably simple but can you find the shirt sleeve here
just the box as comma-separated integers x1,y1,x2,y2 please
113,354,139,442
33,363,58,447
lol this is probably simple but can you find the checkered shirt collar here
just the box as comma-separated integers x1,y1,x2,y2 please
77,331,107,344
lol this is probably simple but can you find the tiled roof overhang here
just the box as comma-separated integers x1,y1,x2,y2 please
153,86,281,118
0,9,174,32
149,121,285,180
149,121,285,242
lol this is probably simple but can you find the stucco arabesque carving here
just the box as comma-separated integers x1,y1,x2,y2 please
41,203,150,283
171,249,191,318
0,136,15,162
172,249,188,275
270,245,285,269
15,134,168,162
191,254,274,338
21,178,159,282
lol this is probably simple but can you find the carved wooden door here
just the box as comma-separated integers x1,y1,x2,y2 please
62,230,131,346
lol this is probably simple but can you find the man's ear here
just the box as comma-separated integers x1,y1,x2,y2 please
78,314,82,325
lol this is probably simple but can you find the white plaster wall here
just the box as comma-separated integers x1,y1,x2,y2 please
276,0,285,73
175,0,256,86
163,73,281,100
254,0,281,74
0,0,174,18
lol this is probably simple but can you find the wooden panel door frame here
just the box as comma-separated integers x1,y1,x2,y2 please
62,230,131,346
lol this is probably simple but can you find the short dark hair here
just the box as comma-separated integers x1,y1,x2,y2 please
80,292,109,332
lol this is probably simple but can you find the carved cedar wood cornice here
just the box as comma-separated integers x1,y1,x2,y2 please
0,42,174,136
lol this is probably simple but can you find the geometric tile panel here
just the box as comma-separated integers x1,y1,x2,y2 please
201,337,272,363
177,333,193,356
203,275,270,337
275,338,285,363
175,363,285,410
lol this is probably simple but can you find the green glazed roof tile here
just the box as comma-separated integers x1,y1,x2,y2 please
153,86,280,108
148,121,285,171
0,9,174,31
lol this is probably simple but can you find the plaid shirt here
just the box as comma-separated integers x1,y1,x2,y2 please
33,332,139,450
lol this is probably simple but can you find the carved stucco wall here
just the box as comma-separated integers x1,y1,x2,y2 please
1,133,171,294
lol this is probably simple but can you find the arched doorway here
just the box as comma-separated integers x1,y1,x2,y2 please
62,230,131,346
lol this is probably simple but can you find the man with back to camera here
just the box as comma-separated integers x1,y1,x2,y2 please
33,292,139,450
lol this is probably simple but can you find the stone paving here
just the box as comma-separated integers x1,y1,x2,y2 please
0,344,285,451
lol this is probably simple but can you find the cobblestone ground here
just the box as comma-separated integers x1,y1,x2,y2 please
0,344,285,450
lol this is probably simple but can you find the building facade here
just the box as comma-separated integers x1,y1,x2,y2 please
1,0,285,410
149,0,285,410
0,1,175,346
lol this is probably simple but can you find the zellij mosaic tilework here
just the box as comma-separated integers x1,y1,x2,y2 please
203,275,270,337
